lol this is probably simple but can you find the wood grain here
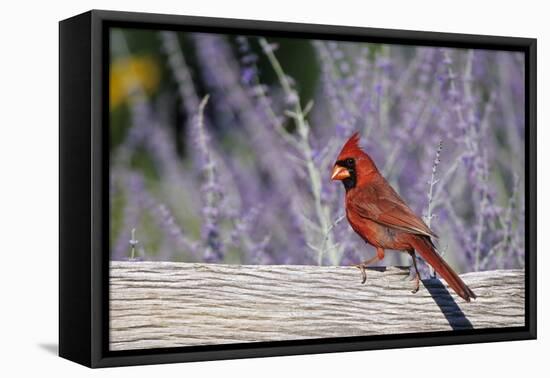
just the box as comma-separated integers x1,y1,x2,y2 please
110,261,524,351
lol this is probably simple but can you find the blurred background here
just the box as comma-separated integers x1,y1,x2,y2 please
109,27,525,274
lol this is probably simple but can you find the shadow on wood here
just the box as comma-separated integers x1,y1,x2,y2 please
109,262,524,351
423,278,473,330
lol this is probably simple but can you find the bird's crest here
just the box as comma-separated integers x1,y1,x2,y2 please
337,132,366,160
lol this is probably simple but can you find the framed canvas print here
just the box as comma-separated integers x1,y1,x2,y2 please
59,10,536,368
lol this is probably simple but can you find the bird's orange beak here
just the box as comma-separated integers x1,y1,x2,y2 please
331,165,350,181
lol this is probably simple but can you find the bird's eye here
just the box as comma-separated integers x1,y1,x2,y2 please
346,158,354,165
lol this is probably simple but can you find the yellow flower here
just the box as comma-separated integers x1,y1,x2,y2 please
110,56,160,109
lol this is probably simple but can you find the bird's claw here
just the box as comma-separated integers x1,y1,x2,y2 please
411,275,420,294
354,264,367,284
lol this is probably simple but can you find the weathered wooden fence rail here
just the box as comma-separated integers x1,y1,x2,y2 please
110,261,524,351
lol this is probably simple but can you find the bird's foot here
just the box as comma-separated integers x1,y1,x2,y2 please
353,263,368,284
411,273,420,294
351,256,380,284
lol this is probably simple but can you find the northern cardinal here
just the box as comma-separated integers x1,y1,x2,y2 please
331,132,476,302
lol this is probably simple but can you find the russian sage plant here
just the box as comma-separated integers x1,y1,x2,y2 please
109,28,525,273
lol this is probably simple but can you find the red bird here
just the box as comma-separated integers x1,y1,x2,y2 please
331,132,476,302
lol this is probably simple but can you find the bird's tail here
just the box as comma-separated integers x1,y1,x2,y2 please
411,236,476,302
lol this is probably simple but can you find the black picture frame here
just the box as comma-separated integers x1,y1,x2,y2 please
59,9,537,368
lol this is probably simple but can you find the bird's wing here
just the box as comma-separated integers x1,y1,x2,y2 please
349,180,437,238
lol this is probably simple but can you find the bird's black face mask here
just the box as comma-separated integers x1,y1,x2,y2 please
332,158,357,192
